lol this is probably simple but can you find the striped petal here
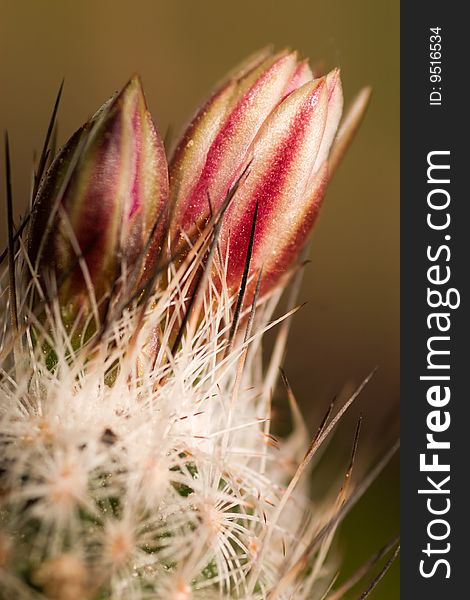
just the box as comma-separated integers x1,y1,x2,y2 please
220,77,330,293
169,50,303,245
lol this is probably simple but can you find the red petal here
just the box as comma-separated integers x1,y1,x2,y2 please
221,78,329,291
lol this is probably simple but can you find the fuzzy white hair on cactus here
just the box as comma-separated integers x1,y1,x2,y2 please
0,48,398,600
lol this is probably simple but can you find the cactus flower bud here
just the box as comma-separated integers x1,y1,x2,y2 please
28,76,169,322
169,49,344,295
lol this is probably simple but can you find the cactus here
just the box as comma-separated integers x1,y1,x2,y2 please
0,49,397,600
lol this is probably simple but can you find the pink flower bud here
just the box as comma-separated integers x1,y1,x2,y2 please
169,49,344,295
28,76,169,320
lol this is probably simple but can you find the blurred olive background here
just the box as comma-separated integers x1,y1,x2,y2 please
0,1,399,597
